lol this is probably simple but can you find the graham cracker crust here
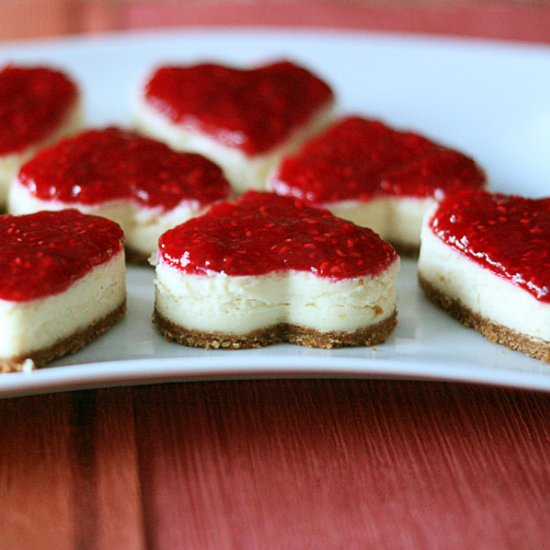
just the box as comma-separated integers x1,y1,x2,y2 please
419,276,550,363
153,309,397,349
0,300,126,373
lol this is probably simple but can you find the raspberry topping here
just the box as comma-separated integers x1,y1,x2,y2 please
0,210,124,302
143,60,334,155
158,191,397,279
430,191,550,302
0,65,78,155
18,127,231,210
271,117,486,203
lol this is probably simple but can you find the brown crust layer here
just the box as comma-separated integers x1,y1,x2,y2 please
419,275,550,363
153,309,397,349
0,300,126,373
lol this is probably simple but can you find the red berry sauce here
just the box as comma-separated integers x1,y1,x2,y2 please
0,209,124,302
144,60,334,156
271,117,486,203
18,127,231,210
0,65,78,155
430,191,550,303
158,191,397,279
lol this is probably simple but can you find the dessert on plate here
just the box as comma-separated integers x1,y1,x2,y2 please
153,191,400,349
135,60,335,192
0,209,126,372
9,127,231,262
0,65,82,209
268,116,486,254
418,190,549,362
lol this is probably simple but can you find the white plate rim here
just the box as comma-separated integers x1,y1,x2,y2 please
0,28,549,397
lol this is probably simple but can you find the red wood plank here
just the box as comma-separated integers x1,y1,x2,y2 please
132,380,550,549
121,1,550,44
1,380,549,549
94,388,146,550
0,2,548,45
0,393,75,550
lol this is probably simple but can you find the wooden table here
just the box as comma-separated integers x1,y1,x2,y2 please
0,2,549,548
1,0,550,43
1,379,549,548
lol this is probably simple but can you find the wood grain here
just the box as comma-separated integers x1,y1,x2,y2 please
1,380,549,549
0,3,547,548
122,1,550,44
1,1,549,43
0,393,74,550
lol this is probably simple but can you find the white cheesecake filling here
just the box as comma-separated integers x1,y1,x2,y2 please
418,223,550,342
0,250,125,358
135,96,335,193
9,180,206,257
154,259,400,335
0,102,83,208
327,196,436,248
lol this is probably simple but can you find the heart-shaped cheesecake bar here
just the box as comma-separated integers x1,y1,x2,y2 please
153,191,399,349
136,60,335,192
0,65,82,208
418,190,550,361
9,127,231,262
0,209,126,372
269,116,486,254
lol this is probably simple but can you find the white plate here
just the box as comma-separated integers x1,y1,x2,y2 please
0,29,549,397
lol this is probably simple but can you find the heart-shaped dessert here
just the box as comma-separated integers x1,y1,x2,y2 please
9,127,231,262
0,209,126,372
269,116,486,254
0,65,82,207
135,60,335,192
418,190,550,361
153,191,399,349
